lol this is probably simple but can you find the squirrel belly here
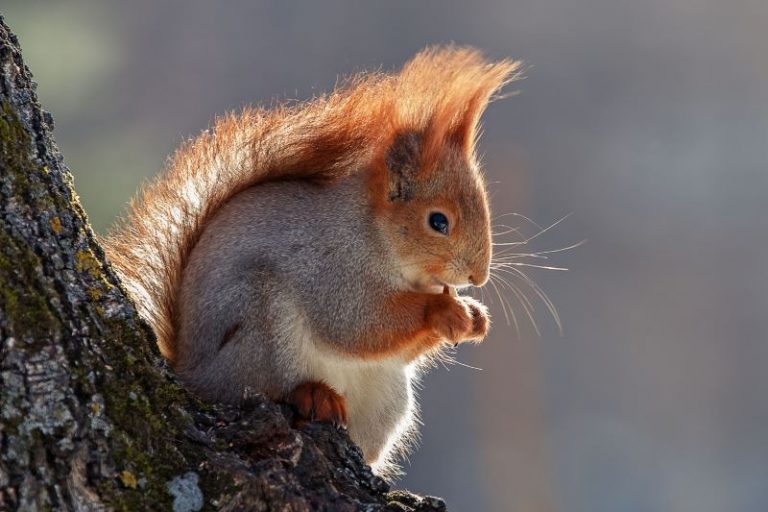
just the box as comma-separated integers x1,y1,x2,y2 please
176,175,417,466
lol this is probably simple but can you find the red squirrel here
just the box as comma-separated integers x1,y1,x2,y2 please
105,47,520,473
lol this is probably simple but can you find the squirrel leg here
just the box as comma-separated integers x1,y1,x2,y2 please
286,381,348,428
344,291,490,361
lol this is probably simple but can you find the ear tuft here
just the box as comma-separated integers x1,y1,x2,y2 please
366,46,521,209
394,46,522,170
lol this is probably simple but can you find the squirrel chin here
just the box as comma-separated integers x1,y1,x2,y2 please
406,279,444,295
409,278,465,296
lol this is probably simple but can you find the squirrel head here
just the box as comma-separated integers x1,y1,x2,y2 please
370,130,492,293
362,47,520,294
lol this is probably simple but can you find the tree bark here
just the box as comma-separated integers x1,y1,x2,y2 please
0,16,445,512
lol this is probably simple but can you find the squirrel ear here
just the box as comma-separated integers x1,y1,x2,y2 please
447,95,483,154
418,94,484,174
384,131,421,202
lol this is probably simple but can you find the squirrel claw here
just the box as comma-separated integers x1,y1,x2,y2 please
287,381,348,428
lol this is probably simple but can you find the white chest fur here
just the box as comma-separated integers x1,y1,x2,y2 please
285,312,417,465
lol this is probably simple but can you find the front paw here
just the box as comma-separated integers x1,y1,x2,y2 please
425,294,474,344
459,296,490,342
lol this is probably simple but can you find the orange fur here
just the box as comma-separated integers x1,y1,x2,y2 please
287,381,348,427
104,46,521,362
340,292,444,361
336,291,489,362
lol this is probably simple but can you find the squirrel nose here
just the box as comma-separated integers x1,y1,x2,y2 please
469,271,489,287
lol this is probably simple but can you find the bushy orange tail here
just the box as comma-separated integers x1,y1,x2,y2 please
104,46,520,361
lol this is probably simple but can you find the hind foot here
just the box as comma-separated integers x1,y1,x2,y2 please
286,381,348,428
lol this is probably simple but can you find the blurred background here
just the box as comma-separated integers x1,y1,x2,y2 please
4,1,767,510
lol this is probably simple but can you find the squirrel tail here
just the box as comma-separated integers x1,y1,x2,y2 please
103,89,389,361
104,46,520,361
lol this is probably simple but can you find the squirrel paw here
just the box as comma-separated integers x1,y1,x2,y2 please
426,294,490,345
425,293,472,344
459,296,490,342
287,381,348,428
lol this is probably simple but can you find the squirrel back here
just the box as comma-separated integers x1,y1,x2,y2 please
105,46,520,362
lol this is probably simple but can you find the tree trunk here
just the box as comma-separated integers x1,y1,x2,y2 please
0,16,445,512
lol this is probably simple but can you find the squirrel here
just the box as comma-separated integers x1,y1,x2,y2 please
104,46,520,473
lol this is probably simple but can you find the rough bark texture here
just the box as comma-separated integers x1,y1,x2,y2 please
0,17,446,511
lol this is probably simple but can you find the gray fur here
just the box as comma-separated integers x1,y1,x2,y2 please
177,173,415,466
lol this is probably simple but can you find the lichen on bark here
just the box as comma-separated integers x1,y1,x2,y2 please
0,15,445,512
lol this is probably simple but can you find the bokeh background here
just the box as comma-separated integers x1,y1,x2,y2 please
4,1,767,510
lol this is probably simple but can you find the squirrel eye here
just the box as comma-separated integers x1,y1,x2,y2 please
428,212,449,235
